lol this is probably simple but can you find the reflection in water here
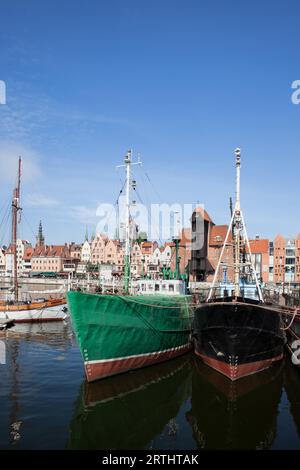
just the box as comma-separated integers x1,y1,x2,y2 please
5,320,74,347
1,320,300,450
0,320,82,450
67,355,193,449
284,361,300,438
186,358,283,449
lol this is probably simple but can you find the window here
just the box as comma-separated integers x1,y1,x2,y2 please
286,249,295,257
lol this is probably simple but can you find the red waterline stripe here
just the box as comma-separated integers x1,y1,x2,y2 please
13,317,66,323
195,350,283,381
84,343,192,382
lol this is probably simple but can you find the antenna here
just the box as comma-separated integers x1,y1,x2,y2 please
116,150,142,293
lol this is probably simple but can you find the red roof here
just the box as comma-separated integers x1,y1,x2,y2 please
23,247,34,260
209,225,231,246
248,239,269,253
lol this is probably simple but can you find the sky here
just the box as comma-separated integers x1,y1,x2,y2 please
0,0,300,245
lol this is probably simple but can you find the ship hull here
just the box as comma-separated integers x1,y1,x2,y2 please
67,291,193,382
0,299,67,322
193,301,285,381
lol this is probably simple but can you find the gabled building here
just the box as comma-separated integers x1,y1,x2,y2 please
91,233,108,265
81,240,91,263
31,244,70,273
5,239,32,277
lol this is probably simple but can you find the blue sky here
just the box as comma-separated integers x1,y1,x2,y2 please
0,0,300,245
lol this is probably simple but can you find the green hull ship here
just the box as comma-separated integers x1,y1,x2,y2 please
67,291,193,382
68,150,193,382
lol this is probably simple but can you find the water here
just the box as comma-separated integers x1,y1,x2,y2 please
0,320,300,450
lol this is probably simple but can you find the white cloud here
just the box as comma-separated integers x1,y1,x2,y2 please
0,141,42,182
69,205,98,225
24,193,59,208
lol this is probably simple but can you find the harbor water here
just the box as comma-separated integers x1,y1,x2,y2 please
0,320,300,450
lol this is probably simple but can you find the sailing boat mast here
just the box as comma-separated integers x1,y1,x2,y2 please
207,148,263,302
12,157,21,302
117,150,141,294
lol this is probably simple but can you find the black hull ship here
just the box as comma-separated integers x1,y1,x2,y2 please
194,149,285,380
194,298,285,380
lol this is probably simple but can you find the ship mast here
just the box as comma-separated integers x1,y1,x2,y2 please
207,149,263,302
12,157,21,302
234,148,241,297
117,150,141,294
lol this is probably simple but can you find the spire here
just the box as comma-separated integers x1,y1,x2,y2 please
36,220,45,247
85,225,89,242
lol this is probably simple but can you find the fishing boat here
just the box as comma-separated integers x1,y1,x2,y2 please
67,150,193,382
193,148,286,380
0,158,67,323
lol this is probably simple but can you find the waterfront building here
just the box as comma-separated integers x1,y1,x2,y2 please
190,207,214,281
5,239,32,277
91,233,108,265
190,207,270,284
248,237,270,283
31,244,70,273
81,239,91,263
271,235,300,287
0,248,6,276
130,242,142,277
69,242,82,260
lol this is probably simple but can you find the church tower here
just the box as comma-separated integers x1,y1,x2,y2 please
36,220,45,247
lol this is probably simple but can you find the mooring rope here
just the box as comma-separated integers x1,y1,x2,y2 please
281,308,299,331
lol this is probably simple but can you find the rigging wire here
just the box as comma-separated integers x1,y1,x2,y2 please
0,208,11,247
132,166,165,246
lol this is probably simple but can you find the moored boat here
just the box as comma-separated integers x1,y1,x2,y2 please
0,157,67,322
193,149,286,380
0,298,67,322
68,290,192,381
68,151,194,382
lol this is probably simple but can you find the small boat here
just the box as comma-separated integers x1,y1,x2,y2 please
0,298,67,323
193,148,286,380
68,151,194,382
0,158,67,322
